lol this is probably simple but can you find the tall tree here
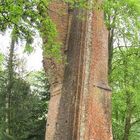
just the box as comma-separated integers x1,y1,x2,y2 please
45,0,112,139
103,0,140,139
111,47,140,140
104,0,140,76
6,29,16,135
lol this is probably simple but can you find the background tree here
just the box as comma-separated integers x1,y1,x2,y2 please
103,1,140,139
104,0,140,75
111,47,140,140
0,47,50,139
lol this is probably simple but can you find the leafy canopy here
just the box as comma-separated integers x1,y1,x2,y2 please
0,0,61,59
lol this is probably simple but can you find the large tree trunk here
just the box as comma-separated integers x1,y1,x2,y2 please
44,0,112,139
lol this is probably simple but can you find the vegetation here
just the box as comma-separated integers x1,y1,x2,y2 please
111,47,140,140
0,0,61,59
104,0,140,139
0,49,50,139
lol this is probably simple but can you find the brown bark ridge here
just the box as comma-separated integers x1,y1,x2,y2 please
44,0,113,140
43,1,71,85
78,2,112,139
44,1,72,139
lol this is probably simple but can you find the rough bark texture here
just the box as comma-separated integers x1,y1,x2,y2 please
44,0,112,140
52,9,87,139
44,1,71,139
43,1,70,85
78,8,112,140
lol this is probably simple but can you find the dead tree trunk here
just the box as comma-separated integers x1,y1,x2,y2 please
44,0,112,140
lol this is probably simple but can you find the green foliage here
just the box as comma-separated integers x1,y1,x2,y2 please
0,0,62,59
0,133,15,140
103,1,140,139
111,47,140,140
0,69,50,139
104,0,140,45
1,0,140,62
40,16,62,62
0,53,4,61
0,49,50,140
24,44,34,54
0,53,4,70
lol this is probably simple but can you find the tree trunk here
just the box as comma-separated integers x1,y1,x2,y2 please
122,93,132,140
122,59,132,140
44,0,112,139
6,36,15,135
108,28,114,76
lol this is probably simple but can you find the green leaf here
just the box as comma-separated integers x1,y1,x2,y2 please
24,44,34,54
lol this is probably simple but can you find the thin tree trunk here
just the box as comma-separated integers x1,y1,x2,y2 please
6,36,15,135
108,28,114,76
122,59,132,140
122,93,132,140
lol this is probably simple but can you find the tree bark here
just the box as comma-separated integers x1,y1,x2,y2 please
108,28,114,76
44,1,71,139
44,0,112,139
